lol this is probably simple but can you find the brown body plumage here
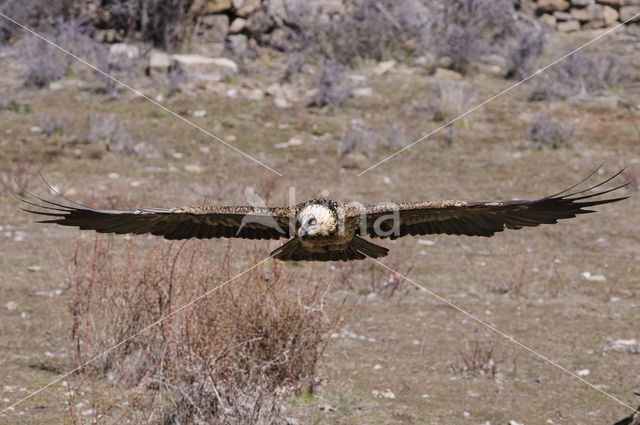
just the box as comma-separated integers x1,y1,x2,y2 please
18,169,629,261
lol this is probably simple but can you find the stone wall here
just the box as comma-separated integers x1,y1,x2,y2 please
535,0,640,32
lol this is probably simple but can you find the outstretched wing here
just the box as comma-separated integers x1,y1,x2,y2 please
18,191,294,240
352,169,629,239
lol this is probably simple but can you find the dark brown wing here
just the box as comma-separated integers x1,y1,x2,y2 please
18,191,294,240
351,170,630,239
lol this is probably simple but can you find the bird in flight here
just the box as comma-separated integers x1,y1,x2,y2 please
18,169,628,262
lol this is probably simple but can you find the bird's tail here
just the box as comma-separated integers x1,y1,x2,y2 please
270,236,388,262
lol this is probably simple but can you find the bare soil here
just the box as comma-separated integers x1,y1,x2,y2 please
1,29,639,424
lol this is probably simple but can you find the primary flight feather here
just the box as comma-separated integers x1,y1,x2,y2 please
18,169,629,261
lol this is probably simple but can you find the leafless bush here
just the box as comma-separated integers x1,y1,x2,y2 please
84,113,134,153
282,0,436,65
529,51,631,101
0,0,72,44
309,61,353,108
337,120,384,157
37,113,69,138
66,235,343,424
434,0,543,75
450,340,497,378
15,18,107,88
526,112,574,149
100,0,196,50
428,79,476,122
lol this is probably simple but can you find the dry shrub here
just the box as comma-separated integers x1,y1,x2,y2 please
67,235,343,424
428,79,476,123
450,340,497,378
526,112,574,149
309,61,354,109
529,51,632,101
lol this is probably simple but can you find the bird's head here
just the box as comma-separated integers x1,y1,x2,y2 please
297,202,338,240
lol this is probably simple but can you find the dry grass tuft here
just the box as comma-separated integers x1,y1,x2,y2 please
67,234,344,424
450,340,497,379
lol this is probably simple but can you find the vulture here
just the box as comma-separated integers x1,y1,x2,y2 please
18,169,629,261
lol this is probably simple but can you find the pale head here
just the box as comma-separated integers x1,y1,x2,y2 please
297,203,338,239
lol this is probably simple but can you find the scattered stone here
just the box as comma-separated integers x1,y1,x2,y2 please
603,5,620,25
109,43,140,59
570,4,602,21
227,34,248,54
537,0,570,12
583,18,606,28
4,301,18,311
606,338,640,353
554,11,573,20
274,137,303,149
577,368,590,376
184,164,203,173
373,364,383,370
372,389,396,399
571,0,592,6
433,67,463,80
171,54,238,83
149,50,171,74
229,17,247,33
199,14,230,43
353,87,373,97
236,0,261,17
193,109,206,117
27,265,42,272
35,289,63,297
540,13,558,27
418,239,435,246
108,172,120,179
620,6,640,22
318,403,335,412
274,96,292,109
29,126,42,134
581,271,606,281
557,19,581,31
373,60,396,76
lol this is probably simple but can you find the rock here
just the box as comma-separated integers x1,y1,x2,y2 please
624,0,640,5
620,6,640,22
323,0,345,14
537,0,570,12
581,271,606,281
373,60,396,76
554,10,573,20
540,13,558,27
267,0,287,22
232,0,244,7
109,43,140,59
603,5,620,25
582,18,606,28
149,50,171,74
199,14,230,43
171,54,238,83
598,0,622,6
557,19,581,30
204,0,232,13
4,301,18,311
274,96,291,108
433,67,463,80
229,18,247,33
570,4,602,21
227,34,248,54
193,109,206,117
27,265,42,272
372,389,396,399
353,87,373,97
198,42,225,57
577,368,590,376
570,0,592,6
236,0,261,17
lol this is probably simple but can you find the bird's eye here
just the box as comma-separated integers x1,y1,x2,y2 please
309,218,317,225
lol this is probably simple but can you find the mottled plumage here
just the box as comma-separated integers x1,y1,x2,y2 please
18,169,629,261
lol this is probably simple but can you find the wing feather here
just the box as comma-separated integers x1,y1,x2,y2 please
350,171,629,239
18,191,294,240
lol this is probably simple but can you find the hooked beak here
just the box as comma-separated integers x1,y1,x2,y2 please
298,223,309,240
